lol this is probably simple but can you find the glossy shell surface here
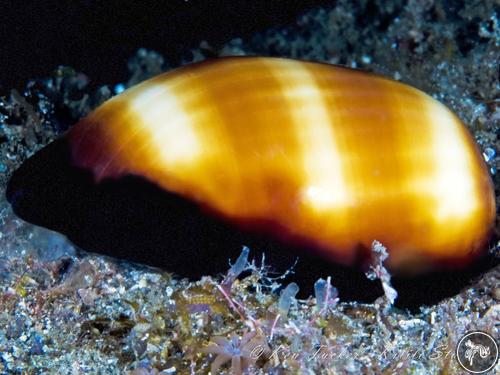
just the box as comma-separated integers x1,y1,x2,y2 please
68,57,496,272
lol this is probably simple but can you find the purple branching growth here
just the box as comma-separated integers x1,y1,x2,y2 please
366,240,398,305
217,247,260,329
251,254,297,294
224,246,297,294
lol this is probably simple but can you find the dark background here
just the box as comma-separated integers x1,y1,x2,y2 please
0,0,333,91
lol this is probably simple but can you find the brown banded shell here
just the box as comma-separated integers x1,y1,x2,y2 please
16,57,499,273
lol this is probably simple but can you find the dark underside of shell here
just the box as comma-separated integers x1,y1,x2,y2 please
6,138,498,311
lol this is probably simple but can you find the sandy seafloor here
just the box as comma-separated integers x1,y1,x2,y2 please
0,1,499,374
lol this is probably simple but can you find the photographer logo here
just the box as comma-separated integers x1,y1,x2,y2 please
456,331,498,373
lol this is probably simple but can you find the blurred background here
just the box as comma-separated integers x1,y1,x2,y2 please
0,0,332,91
